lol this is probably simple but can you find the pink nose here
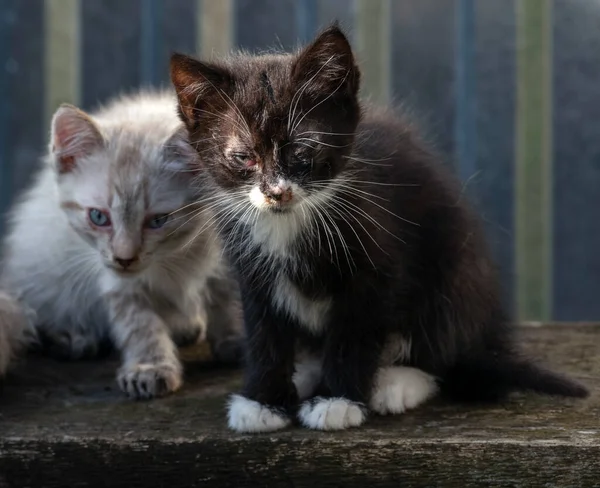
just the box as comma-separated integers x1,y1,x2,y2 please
265,185,293,203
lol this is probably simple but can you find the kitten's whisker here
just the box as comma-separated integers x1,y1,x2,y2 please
296,130,356,137
295,138,353,149
291,70,350,134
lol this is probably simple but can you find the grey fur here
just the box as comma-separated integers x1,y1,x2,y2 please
0,91,243,398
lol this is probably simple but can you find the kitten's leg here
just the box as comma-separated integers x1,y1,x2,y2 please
107,294,182,400
227,286,297,433
298,304,385,431
369,366,438,415
292,351,323,400
205,276,244,365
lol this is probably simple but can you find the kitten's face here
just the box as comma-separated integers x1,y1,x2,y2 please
170,26,361,217
50,105,200,275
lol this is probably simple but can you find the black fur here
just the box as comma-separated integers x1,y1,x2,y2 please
170,25,588,418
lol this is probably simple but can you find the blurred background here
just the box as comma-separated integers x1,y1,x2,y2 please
0,0,598,322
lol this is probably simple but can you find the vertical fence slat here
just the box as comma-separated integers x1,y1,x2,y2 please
140,0,163,86
515,0,553,321
295,0,318,44
0,0,16,235
197,0,234,58
455,0,477,183
45,0,80,121
355,0,391,104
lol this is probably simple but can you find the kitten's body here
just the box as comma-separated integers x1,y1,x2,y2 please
171,26,588,431
1,91,242,398
0,290,33,378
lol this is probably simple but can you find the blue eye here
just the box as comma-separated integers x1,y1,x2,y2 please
147,214,169,229
88,208,111,227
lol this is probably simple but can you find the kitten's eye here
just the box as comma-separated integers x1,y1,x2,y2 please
146,214,170,229
232,153,256,168
88,208,111,227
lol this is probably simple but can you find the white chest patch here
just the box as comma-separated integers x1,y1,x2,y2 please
250,212,307,258
271,273,331,334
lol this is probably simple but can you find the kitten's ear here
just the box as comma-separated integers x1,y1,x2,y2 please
292,24,360,98
170,53,232,130
51,104,104,174
163,126,200,175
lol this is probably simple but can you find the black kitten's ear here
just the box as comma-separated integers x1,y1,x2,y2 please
292,24,360,98
170,53,232,130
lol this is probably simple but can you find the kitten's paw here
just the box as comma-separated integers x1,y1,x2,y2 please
292,355,322,400
227,394,291,433
370,366,438,415
298,397,367,431
38,329,107,360
117,362,183,400
213,336,244,365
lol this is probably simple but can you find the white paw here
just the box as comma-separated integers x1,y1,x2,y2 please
227,394,291,433
292,355,322,400
369,366,438,415
117,361,183,400
298,397,366,431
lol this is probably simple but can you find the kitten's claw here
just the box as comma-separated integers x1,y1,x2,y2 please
117,362,182,399
369,366,438,415
227,394,291,433
298,397,367,431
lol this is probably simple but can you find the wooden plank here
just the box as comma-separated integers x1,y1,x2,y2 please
295,0,318,44
140,0,164,87
0,324,598,486
197,0,234,58
0,0,16,236
552,0,600,320
355,0,391,104
455,0,477,183
81,1,140,109
44,0,80,121
515,0,553,321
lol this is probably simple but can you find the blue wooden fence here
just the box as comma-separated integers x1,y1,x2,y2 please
0,0,599,321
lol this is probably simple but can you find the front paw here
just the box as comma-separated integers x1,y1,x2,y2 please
117,361,183,400
227,394,291,433
298,397,367,431
37,329,108,360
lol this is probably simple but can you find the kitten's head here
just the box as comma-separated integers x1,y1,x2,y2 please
170,25,360,216
50,96,201,275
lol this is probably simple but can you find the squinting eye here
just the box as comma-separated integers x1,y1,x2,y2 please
146,214,170,229
88,208,111,227
232,153,256,168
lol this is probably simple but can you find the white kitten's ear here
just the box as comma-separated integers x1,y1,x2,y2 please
163,126,200,175
50,104,104,174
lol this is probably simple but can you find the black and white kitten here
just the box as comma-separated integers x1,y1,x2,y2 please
170,25,588,432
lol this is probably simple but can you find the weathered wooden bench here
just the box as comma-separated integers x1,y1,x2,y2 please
0,324,598,487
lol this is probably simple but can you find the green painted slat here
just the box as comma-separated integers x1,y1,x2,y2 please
197,0,234,58
44,0,80,122
355,0,391,104
515,0,553,321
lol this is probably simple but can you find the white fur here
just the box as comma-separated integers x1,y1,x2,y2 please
298,397,366,431
293,353,323,400
271,272,331,333
227,394,291,433
370,366,438,415
0,91,237,395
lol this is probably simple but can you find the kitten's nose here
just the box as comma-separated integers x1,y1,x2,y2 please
114,256,138,269
265,184,293,203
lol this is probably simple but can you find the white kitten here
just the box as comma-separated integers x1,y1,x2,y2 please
0,91,243,399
